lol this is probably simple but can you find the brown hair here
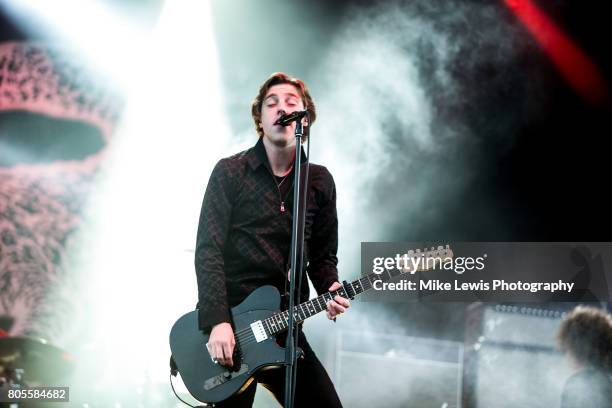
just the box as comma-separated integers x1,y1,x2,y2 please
557,305,612,370
251,72,316,141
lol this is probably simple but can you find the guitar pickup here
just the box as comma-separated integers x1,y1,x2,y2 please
250,320,268,343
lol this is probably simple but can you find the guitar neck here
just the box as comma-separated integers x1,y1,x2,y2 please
263,268,405,336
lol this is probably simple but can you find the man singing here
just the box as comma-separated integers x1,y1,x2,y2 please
195,72,348,407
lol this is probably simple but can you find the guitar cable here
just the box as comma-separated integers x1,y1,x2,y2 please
170,373,210,407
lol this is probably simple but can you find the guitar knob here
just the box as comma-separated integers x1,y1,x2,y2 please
223,371,232,379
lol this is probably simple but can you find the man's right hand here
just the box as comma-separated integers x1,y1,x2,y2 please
207,322,235,367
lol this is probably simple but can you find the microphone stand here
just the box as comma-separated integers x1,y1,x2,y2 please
284,120,308,408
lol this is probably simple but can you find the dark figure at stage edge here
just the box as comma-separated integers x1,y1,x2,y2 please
557,305,612,408
195,72,349,407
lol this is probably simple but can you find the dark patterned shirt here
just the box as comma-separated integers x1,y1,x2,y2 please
195,138,339,331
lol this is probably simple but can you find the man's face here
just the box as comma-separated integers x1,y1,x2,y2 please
259,83,305,147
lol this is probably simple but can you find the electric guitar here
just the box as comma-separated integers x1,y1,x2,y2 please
169,245,453,405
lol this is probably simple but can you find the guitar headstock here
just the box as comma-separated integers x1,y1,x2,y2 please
401,244,454,273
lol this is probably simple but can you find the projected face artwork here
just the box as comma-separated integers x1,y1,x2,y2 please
0,41,120,342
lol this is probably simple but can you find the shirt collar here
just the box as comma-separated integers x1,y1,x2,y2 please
246,137,308,171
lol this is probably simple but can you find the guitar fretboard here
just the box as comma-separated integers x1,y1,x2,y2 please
262,267,407,335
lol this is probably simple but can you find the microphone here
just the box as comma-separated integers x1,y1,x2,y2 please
274,110,308,126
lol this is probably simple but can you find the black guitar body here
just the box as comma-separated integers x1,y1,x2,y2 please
170,246,453,405
170,286,296,405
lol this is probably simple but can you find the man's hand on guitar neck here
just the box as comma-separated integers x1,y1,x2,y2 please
208,322,235,367
326,282,350,320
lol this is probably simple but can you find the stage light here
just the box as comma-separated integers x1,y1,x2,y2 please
504,0,609,104
1,0,146,86
88,0,231,396
1,0,230,401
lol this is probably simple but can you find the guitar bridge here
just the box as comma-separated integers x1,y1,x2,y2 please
250,320,268,343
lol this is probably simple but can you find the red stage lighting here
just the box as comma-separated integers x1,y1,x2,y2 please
504,0,609,104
